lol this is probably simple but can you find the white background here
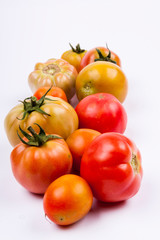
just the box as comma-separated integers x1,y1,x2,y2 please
0,0,160,239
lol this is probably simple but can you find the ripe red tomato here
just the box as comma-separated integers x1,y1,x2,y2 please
34,86,68,102
43,174,93,225
80,46,121,70
10,124,73,194
66,129,101,172
75,93,127,134
80,133,143,202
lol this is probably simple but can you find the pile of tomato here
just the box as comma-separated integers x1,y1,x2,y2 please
4,44,143,226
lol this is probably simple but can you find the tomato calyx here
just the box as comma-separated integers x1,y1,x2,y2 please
17,123,62,147
94,48,117,64
18,87,55,120
69,43,85,54
42,64,60,76
131,153,140,174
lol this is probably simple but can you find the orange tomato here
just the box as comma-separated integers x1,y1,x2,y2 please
76,61,128,103
34,86,68,102
43,174,93,225
66,129,101,172
61,44,87,72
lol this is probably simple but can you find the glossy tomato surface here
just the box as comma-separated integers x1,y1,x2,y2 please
34,86,68,102
28,58,78,100
4,96,78,146
76,61,128,103
66,128,101,172
10,137,73,194
75,93,127,134
80,133,143,202
80,46,121,70
43,174,93,225
61,44,87,72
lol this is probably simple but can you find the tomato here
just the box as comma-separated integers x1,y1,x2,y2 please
75,93,127,134
10,124,73,194
66,129,101,172
76,61,128,103
61,43,87,73
28,58,78,100
34,86,68,102
80,132,143,202
4,91,78,147
43,174,93,225
80,46,121,70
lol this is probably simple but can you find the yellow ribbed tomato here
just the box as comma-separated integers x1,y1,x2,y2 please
4,92,79,147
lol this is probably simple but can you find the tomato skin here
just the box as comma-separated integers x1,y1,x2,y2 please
80,47,121,70
66,129,101,172
43,174,93,225
61,50,87,73
76,61,128,103
4,96,79,147
10,137,73,194
28,58,78,100
34,87,68,102
80,133,143,202
75,93,127,134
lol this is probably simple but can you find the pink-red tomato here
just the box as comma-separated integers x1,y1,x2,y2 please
80,132,143,202
66,129,101,172
43,174,93,225
34,86,68,102
80,46,121,70
75,93,127,134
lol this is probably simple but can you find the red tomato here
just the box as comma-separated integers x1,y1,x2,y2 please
43,174,93,225
80,46,121,70
34,86,68,102
10,124,73,194
75,93,127,134
80,133,143,202
66,129,101,172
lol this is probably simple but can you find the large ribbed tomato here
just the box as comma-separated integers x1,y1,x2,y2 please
80,133,143,202
10,124,73,194
4,91,78,146
28,58,77,100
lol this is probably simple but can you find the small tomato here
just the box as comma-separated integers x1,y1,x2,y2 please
66,129,101,172
80,46,121,70
34,86,68,102
43,174,93,225
61,43,87,72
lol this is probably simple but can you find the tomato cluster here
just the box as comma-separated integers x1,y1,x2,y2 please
4,43,143,226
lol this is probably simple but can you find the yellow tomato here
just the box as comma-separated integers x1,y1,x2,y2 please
4,96,79,147
61,44,87,73
28,58,78,100
76,61,128,103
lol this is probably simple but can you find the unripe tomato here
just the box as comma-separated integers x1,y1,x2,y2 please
61,43,87,72
76,61,128,103
43,174,93,225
